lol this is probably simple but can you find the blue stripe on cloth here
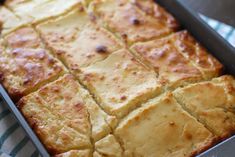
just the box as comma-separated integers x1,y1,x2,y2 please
0,123,19,148
10,136,29,157
0,110,10,121
214,23,222,31
200,14,235,47
225,28,234,40
200,15,208,21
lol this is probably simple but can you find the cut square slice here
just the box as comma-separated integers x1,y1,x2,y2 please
37,8,123,72
173,75,235,139
131,36,204,89
5,0,81,24
169,31,223,79
79,49,162,118
130,0,179,30
89,0,172,45
115,93,215,157
0,6,26,35
0,27,66,101
5,26,43,49
18,77,92,155
55,149,92,157
19,74,117,154
95,134,123,157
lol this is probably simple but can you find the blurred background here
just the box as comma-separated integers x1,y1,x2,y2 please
180,0,235,27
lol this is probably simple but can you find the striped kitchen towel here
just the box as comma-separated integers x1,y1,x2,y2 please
0,99,39,157
0,16,235,157
201,15,235,47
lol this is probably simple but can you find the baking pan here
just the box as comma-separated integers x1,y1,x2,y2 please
0,85,50,157
0,0,235,156
157,1,235,157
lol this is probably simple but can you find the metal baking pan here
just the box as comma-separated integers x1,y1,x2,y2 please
0,0,235,156
158,1,235,156
0,85,50,157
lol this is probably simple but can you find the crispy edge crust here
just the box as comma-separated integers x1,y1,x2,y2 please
175,30,223,79
189,137,218,157
17,74,92,155
131,0,180,30
173,75,235,141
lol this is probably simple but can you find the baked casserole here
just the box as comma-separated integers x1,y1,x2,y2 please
0,0,235,157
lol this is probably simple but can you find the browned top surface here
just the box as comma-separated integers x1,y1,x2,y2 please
0,27,66,101
0,0,232,156
18,74,92,154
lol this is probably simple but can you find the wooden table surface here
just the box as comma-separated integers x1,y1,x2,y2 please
179,0,235,27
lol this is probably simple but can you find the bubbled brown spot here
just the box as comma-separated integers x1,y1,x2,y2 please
74,102,84,112
185,132,193,140
100,76,105,80
89,12,96,22
121,33,128,39
11,49,19,56
48,57,56,65
120,95,127,101
95,45,108,53
71,64,79,70
23,78,31,85
169,121,175,126
52,86,60,93
130,17,141,25
56,50,65,56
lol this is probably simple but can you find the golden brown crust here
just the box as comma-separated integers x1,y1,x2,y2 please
18,74,117,154
131,36,204,89
0,39,4,82
37,8,122,72
0,27,66,101
173,75,235,140
5,27,42,48
89,0,172,45
0,0,231,156
79,49,161,118
172,31,223,79
18,74,92,155
189,137,218,157
0,48,66,101
130,0,180,30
